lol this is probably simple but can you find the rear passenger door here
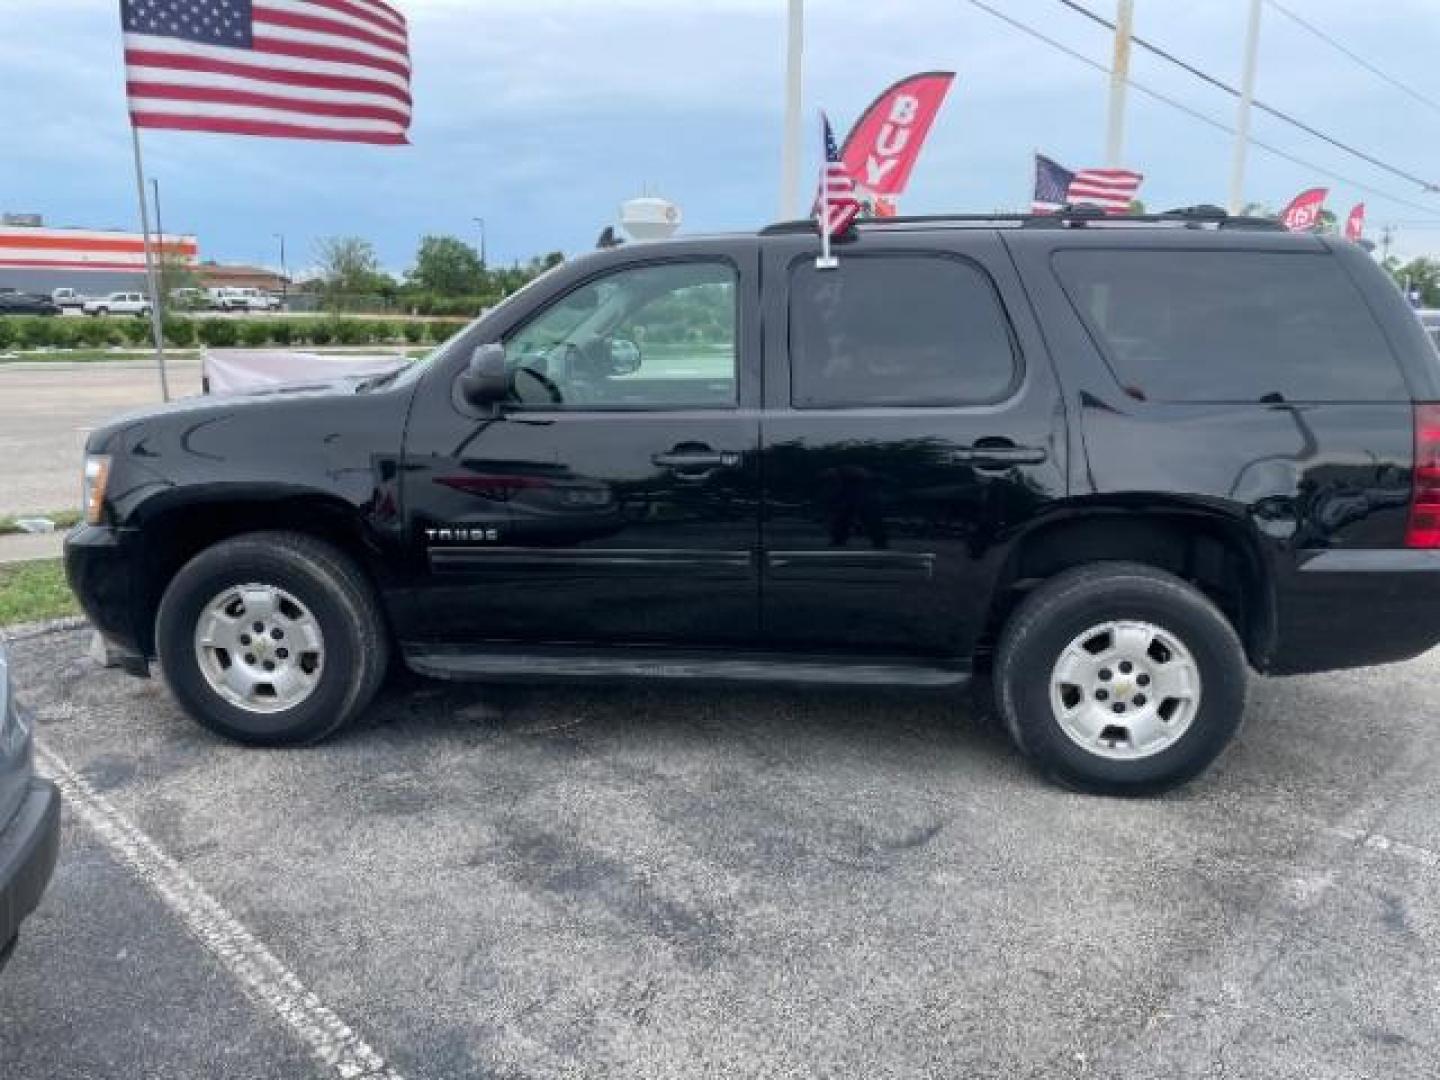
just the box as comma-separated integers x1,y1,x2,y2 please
759,230,1066,658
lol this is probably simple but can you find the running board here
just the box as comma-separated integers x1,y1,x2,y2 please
402,645,969,690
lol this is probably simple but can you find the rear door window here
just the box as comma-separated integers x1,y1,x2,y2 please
788,254,1019,408
1053,250,1408,402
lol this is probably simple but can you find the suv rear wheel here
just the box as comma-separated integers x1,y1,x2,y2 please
155,532,388,746
995,562,1247,795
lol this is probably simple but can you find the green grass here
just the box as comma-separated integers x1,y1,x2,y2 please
0,559,78,627
0,510,81,537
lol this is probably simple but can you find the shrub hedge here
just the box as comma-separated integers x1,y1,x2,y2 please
0,315,467,352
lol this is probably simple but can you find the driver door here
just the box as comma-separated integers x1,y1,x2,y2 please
399,248,763,647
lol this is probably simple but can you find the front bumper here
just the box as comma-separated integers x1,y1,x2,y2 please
0,776,61,967
64,524,150,676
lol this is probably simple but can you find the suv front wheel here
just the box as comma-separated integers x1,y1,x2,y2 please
155,532,389,746
995,562,1247,795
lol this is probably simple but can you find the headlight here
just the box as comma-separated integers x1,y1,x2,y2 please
83,454,112,525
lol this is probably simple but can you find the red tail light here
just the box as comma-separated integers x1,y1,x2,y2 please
1406,403,1440,548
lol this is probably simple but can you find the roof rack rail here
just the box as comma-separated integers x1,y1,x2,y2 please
758,206,1283,236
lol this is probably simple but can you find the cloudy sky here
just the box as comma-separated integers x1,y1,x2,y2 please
4,0,1439,273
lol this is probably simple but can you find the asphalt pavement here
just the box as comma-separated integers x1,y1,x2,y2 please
2,622,1438,1078
0,359,203,517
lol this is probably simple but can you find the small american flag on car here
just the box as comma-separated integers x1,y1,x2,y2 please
119,0,411,145
816,112,861,238
1033,153,1143,215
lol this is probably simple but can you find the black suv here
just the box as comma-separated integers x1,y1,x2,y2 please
65,211,1440,793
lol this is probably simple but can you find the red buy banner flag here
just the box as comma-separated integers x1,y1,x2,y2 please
1281,187,1328,232
840,71,955,197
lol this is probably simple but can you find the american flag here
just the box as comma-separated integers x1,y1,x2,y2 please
816,112,861,238
1033,153,1143,215
120,0,411,145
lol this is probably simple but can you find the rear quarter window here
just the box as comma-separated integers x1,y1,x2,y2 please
1052,249,1408,403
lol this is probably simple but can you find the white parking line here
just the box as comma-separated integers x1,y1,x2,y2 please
34,741,405,1080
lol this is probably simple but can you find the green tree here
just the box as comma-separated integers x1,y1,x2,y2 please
314,235,388,302
1387,257,1440,307
157,255,200,302
409,235,486,296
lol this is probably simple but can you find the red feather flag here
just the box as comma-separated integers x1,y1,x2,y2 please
1345,203,1366,242
1280,187,1328,232
840,72,955,198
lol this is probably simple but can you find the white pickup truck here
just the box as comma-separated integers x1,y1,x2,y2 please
82,292,151,317
209,287,282,312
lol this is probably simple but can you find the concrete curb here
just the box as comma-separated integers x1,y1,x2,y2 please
0,531,66,564
0,614,88,644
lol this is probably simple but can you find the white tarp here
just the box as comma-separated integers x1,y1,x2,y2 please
203,350,406,396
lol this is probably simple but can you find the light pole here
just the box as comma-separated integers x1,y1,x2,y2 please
151,177,166,296
1228,0,1264,216
472,217,487,268
273,233,288,302
780,0,804,219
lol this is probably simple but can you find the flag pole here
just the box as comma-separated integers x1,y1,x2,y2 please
816,112,837,270
129,125,171,402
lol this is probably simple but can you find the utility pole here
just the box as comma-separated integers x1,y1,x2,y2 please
1228,0,1264,215
1104,0,1135,167
780,0,805,219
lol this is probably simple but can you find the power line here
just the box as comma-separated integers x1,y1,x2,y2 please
1264,0,1440,120
1057,0,1439,193
956,0,1440,219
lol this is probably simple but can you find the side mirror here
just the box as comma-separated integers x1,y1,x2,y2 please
459,343,509,406
609,337,642,376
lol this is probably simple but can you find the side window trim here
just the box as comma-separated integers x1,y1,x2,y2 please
784,250,1025,410
501,256,742,414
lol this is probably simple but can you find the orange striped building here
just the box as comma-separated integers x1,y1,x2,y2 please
0,226,198,295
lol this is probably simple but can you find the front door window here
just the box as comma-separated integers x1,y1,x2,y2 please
503,261,737,410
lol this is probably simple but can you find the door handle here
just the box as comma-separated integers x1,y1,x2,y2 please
652,448,741,471
949,443,1048,468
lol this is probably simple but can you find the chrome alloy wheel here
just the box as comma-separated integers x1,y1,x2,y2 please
193,584,324,714
1048,620,1202,760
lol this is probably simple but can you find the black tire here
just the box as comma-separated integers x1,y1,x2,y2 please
995,562,1247,795
155,531,389,746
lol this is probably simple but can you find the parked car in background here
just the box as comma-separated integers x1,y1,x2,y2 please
50,288,85,310
0,643,62,972
0,293,61,316
65,209,1440,795
209,287,282,312
82,292,151,317
169,287,207,310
